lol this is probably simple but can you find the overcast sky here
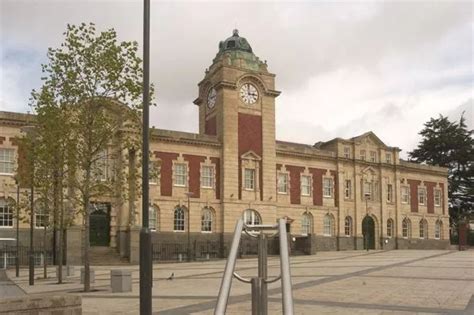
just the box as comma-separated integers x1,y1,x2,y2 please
1,0,472,158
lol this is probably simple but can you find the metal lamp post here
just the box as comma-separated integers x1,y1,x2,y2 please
139,0,152,313
15,178,19,277
364,192,370,252
185,192,193,262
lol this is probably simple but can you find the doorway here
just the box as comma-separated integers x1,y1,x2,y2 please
89,203,110,247
362,215,375,250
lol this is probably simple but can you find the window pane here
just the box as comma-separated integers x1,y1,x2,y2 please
201,166,214,188
0,199,13,227
278,173,288,193
201,208,213,232
175,163,187,186
0,149,15,174
301,175,311,196
244,169,255,190
344,180,351,199
174,207,185,231
323,178,333,197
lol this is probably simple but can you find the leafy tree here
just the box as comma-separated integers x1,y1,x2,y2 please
32,22,150,292
409,114,473,226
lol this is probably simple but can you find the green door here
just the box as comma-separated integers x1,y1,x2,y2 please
362,216,375,250
90,203,110,246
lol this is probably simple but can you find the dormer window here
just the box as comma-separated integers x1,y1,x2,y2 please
370,151,377,162
343,146,350,158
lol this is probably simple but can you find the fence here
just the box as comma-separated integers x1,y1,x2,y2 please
152,240,220,262
0,245,53,269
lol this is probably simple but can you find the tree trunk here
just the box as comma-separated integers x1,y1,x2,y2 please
57,183,64,284
43,226,47,279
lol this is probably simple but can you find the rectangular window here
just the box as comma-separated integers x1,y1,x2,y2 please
363,181,372,200
323,178,333,198
418,188,426,205
174,163,187,186
0,202,13,227
387,184,393,203
201,165,214,188
92,149,108,181
244,168,255,190
370,151,377,162
385,153,392,164
343,146,351,158
301,175,311,196
35,209,48,228
277,173,288,194
434,189,442,206
401,186,409,204
344,180,351,199
0,148,15,174
360,150,366,161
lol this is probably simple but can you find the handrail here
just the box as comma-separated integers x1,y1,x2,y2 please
214,218,294,315
214,218,244,315
278,218,294,314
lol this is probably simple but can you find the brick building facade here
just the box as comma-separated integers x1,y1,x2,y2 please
0,30,450,264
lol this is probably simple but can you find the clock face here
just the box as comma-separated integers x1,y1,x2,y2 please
240,83,258,105
207,88,217,109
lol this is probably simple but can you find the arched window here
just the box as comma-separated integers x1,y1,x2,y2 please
201,207,214,232
174,207,186,231
387,219,394,238
402,218,411,238
435,220,442,239
323,214,334,236
0,198,13,227
35,200,48,228
243,209,261,226
301,213,312,235
344,216,352,236
419,219,428,239
149,205,159,231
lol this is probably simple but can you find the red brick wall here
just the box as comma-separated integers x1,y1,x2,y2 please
154,152,179,196
439,182,445,214
210,157,220,200
183,154,206,198
286,165,305,204
205,116,217,136
425,181,436,214
238,113,263,200
309,168,325,206
407,179,421,212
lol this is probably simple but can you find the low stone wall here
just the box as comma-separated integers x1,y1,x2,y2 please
0,295,81,315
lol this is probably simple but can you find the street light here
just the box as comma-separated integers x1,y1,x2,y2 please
184,192,193,262
15,177,19,277
364,192,370,252
139,0,152,313
21,125,36,286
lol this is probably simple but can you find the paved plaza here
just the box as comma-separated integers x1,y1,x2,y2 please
3,250,474,314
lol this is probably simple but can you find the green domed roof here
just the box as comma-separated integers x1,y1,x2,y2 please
218,29,253,54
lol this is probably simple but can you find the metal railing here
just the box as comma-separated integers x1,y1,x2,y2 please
1,245,53,269
214,218,294,315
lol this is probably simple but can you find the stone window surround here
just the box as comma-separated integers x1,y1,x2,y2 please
419,219,428,239
301,211,313,236
386,218,394,238
323,213,335,237
173,205,187,232
360,149,366,161
149,159,161,185
172,155,189,188
401,185,410,204
0,148,15,175
201,207,214,233
0,197,13,228
385,152,392,164
434,188,442,207
200,158,216,190
344,179,352,200
402,217,411,239
369,151,377,163
343,146,351,158
277,167,290,195
241,151,261,193
386,181,394,204
418,185,427,206
300,169,312,197
323,177,334,199
344,216,352,237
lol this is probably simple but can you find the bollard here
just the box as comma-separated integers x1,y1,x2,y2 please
251,277,261,315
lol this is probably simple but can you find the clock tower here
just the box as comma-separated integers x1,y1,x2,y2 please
194,30,280,227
